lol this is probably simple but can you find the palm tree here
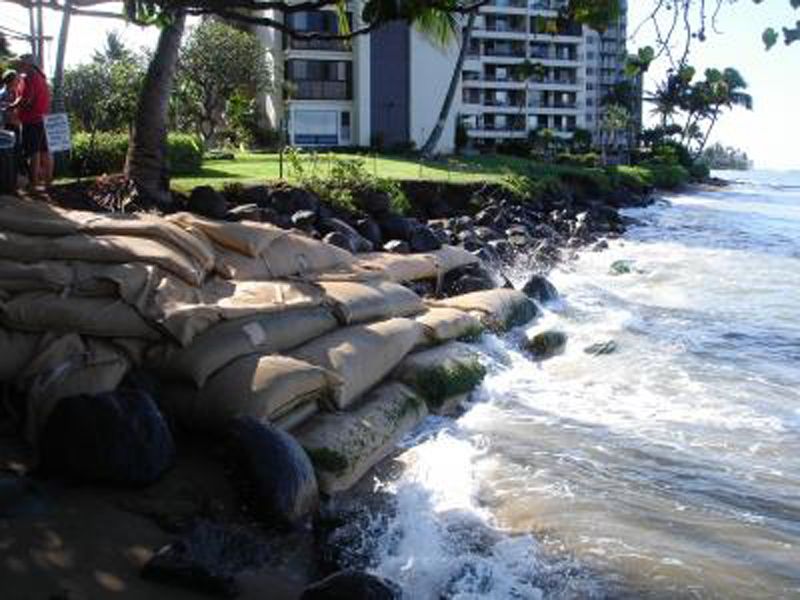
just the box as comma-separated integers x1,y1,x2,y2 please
600,103,630,165
124,10,186,205
419,8,472,157
693,67,752,158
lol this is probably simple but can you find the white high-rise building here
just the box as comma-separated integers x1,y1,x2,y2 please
258,1,633,153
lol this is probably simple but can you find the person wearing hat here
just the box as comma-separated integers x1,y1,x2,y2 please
8,55,52,190
0,69,25,183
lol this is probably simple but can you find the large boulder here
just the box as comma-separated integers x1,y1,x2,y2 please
39,389,175,487
264,185,320,214
523,330,568,360
378,215,417,241
321,218,374,253
409,225,442,252
356,218,384,247
521,275,560,305
301,570,402,600
141,521,270,598
188,186,229,220
354,190,392,215
224,418,319,528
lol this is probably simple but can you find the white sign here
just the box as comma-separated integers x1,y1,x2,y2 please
43,113,72,153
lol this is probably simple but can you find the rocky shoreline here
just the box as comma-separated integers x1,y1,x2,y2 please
0,175,655,599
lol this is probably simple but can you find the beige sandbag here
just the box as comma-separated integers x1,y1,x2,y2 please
22,334,131,441
0,197,216,273
150,306,338,387
160,355,342,432
428,289,538,331
1,291,161,339
213,246,272,280
0,260,74,293
414,307,484,346
356,245,479,284
261,233,354,278
296,382,429,495
0,327,42,381
0,230,207,286
290,318,424,411
169,212,287,258
393,342,486,413
273,399,319,432
356,252,438,283
319,280,424,325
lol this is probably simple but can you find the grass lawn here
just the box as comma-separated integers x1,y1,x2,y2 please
171,152,538,192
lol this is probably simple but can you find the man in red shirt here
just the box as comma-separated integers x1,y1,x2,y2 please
10,55,52,190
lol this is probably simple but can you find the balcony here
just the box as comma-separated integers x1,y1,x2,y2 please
292,80,351,101
288,38,350,52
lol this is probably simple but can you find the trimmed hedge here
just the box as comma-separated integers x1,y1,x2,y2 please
69,132,203,177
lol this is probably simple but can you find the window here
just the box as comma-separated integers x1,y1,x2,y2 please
340,112,351,143
286,60,352,100
293,110,339,146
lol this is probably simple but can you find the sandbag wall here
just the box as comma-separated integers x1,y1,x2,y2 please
0,195,537,494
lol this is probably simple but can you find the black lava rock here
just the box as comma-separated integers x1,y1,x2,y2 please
409,226,442,252
524,330,568,360
226,204,262,222
265,186,320,214
324,232,356,253
224,417,319,528
141,521,269,598
355,190,392,215
356,218,384,247
301,570,402,600
188,186,229,220
321,218,373,253
39,389,175,487
292,210,318,230
383,240,410,254
378,215,417,242
521,275,560,305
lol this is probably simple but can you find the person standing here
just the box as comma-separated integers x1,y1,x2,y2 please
10,55,52,190
0,69,26,182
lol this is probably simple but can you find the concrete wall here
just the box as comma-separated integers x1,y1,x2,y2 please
409,27,461,154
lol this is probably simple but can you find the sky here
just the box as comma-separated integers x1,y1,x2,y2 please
3,1,799,169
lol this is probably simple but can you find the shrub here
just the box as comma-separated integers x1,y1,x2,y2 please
69,132,203,177
555,152,601,168
689,162,710,181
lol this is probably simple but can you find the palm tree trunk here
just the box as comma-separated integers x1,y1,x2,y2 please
694,114,718,160
51,0,73,113
125,11,186,205
420,9,477,158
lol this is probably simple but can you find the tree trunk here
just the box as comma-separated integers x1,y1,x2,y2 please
694,114,718,160
420,9,477,158
51,0,73,113
125,11,186,205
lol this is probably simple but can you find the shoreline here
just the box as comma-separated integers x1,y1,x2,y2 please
0,170,684,599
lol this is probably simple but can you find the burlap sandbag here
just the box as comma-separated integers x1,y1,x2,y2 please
21,334,131,441
168,212,287,258
428,289,538,331
0,260,74,293
414,307,484,346
1,291,161,339
296,382,429,495
261,233,354,278
290,317,424,411
151,306,338,387
356,246,479,283
160,355,342,432
0,197,216,273
272,399,319,432
0,230,207,286
393,342,486,413
319,280,425,325
0,327,42,381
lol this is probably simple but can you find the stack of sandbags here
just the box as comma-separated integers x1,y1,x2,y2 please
427,288,539,331
414,307,484,347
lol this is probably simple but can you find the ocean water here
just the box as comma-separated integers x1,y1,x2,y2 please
361,170,800,599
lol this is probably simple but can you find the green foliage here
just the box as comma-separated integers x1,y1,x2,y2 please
286,149,411,214
556,152,600,168
63,43,145,134
69,131,202,177
174,20,270,147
